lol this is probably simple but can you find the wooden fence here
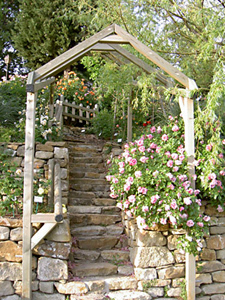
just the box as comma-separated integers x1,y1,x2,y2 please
54,95,99,126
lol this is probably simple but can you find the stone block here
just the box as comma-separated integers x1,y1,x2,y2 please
37,257,68,281
54,147,68,159
33,240,71,259
0,217,22,228
0,280,14,296
13,280,38,294
36,143,54,152
200,248,216,261
136,230,166,247
167,287,182,297
210,226,225,235
147,287,164,297
167,235,180,250
195,273,212,286
11,157,22,167
138,279,171,290
217,249,225,260
211,295,225,300
1,295,21,300
17,145,25,157
61,180,69,191
212,271,225,282
0,241,22,262
158,265,185,279
174,249,185,263
39,281,55,293
10,228,23,241
206,235,225,250
35,151,54,159
0,262,22,280
197,260,225,273
118,265,133,276
54,282,88,294
106,276,137,290
201,283,225,295
107,290,152,300
134,268,157,280
32,292,65,300
130,246,175,268
45,219,71,242
61,168,67,179
0,226,10,240
73,249,100,261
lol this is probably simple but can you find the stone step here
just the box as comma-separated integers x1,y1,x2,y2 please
69,171,105,179
76,235,119,250
70,184,110,192
69,214,122,227
73,249,100,261
71,225,124,236
70,157,103,164
68,197,93,206
68,206,120,215
69,191,96,199
93,198,117,206
70,163,105,171
101,250,130,262
70,178,108,186
71,262,118,277
68,144,103,152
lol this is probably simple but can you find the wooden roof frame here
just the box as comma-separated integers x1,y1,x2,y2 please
26,23,197,91
23,24,198,300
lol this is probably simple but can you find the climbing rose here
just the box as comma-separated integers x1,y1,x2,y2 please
172,125,179,132
162,134,168,141
135,171,142,178
187,220,194,227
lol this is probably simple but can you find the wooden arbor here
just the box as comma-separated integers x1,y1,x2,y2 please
23,24,197,299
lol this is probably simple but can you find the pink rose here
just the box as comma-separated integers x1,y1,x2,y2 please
139,146,145,153
171,153,179,160
172,125,179,132
124,183,131,192
129,158,137,166
135,171,142,178
217,205,224,213
206,144,212,151
197,222,204,227
140,156,149,163
128,195,136,203
167,160,173,167
150,126,156,133
184,197,192,205
170,200,177,209
112,177,119,184
187,220,194,227
203,216,210,222
142,206,149,212
162,134,168,141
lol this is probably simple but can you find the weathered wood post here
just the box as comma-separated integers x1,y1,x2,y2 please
179,81,197,300
127,90,133,143
22,90,37,300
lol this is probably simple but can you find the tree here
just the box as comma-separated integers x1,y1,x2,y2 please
0,0,25,79
12,0,96,70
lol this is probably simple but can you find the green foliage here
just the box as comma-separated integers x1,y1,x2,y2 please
0,76,26,126
91,109,114,140
0,147,23,216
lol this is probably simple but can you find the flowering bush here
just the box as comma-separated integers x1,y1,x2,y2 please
107,115,225,254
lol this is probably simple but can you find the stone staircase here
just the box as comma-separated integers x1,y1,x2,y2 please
65,131,147,299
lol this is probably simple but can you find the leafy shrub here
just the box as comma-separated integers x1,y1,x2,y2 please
91,109,114,140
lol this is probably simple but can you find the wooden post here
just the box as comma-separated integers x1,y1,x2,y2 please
48,83,54,129
93,104,99,117
79,103,83,123
47,158,54,206
64,99,68,120
22,92,37,300
179,94,196,300
72,101,75,121
54,162,63,222
127,91,133,143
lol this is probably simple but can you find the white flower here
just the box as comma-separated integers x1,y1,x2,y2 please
15,169,22,176
38,187,45,195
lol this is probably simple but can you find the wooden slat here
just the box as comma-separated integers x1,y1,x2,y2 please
34,24,116,81
91,43,115,51
100,35,129,44
62,112,91,122
109,44,171,87
127,92,133,142
31,223,57,250
114,24,190,88
63,101,97,113
22,92,37,299
31,213,56,223
33,77,55,92
54,163,63,222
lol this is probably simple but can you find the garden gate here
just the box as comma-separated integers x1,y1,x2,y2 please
23,24,198,300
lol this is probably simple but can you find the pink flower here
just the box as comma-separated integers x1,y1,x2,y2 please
142,206,149,212
197,222,204,227
135,171,142,178
140,156,149,163
131,148,137,153
126,210,132,218
128,195,136,203
184,197,192,205
139,146,145,153
165,151,171,157
222,139,225,145
124,143,129,149
219,153,223,158
150,126,156,133
136,139,144,146
180,213,188,219
157,126,162,133
151,194,160,204
167,160,174,167
160,218,167,225
124,183,131,192
175,160,182,165
168,184,175,190
170,200,177,209
177,145,185,154
179,154,185,161
194,189,200,195
165,205,170,211
107,160,111,164
110,193,118,199
124,200,130,209
153,170,159,177
106,175,112,181
138,187,148,195
112,177,119,184
206,144,212,151
203,215,210,222
208,173,216,180
147,134,153,139
126,177,134,184
119,167,125,174
171,153,179,160
129,158,137,166
179,206,184,211
173,166,179,172
118,161,125,168
136,216,146,228
187,220,194,227
196,199,202,206
172,125,179,132
117,202,123,209
169,115,174,120
162,134,168,141
217,205,224,213
150,142,157,149
156,146,161,153
169,215,177,225
220,170,225,176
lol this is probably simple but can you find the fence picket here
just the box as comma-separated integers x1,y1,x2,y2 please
79,103,83,123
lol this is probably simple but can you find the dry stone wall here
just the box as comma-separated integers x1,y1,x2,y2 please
0,142,224,299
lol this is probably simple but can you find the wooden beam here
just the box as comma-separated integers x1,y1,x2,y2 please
109,44,172,87
22,92,37,300
34,24,116,81
31,223,57,250
127,91,133,142
91,43,116,51
33,77,55,92
31,213,57,223
100,35,129,44
114,24,191,88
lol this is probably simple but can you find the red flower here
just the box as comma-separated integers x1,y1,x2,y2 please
143,123,147,127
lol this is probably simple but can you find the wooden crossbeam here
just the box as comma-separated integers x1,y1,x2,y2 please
31,223,57,250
